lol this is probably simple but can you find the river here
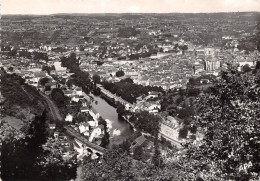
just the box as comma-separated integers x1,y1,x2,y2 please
76,93,134,181
83,93,134,147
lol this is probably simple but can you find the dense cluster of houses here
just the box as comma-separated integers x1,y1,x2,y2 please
0,57,108,158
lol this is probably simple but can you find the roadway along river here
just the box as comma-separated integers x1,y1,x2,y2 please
85,93,134,147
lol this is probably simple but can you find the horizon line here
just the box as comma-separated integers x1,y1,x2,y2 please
2,11,260,16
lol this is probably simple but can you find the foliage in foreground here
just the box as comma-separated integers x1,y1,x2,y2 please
184,69,260,180
80,147,185,181
1,110,77,181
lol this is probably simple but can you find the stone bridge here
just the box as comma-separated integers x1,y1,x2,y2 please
65,126,105,158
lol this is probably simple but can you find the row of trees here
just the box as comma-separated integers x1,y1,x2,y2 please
61,53,92,93
102,81,164,103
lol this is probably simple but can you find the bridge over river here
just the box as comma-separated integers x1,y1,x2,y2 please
65,126,105,155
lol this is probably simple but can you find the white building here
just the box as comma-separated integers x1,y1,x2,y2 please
65,114,73,122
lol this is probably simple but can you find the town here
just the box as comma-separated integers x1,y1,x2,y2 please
1,10,260,181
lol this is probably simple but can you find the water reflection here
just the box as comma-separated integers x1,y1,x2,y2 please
87,93,134,146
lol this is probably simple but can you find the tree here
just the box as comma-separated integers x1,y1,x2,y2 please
51,88,65,107
178,126,189,139
184,69,260,180
242,64,252,72
33,52,49,61
120,77,133,84
187,88,200,97
8,67,13,72
4,110,77,180
179,45,188,51
99,117,110,148
178,106,195,119
27,110,48,148
37,137,78,181
133,146,144,161
42,65,55,75
116,70,125,77
116,103,125,116
8,49,17,56
101,131,110,148
188,77,196,86
66,78,77,88
130,111,160,136
81,149,134,181
152,137,163,168
39,77,51,86
256,61,260,69
93,74,101,84
1,137,38,180
77,113,86,123
118,140,131,155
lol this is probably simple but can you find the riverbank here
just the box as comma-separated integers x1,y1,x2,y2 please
121,115,136,131
85,93,134,146
98,91,138,132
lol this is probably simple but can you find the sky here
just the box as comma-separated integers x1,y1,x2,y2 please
1,0,260,15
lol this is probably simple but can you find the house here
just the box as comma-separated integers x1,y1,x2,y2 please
74,87,83,96
81,99,88,107
200,79,210,84
138,75,150,86
71,95,80,102
159,116,183,148
130,135,147,151
33,71,48,85
88,120,97,128
37,85,45,92
49,124,56,130
79,122,90,136
64,90,73,97
148,103,161,113
89,108,100,120
45,82,58,90
80,106,89,113
89,125,104,142
50,70,56,75
125,103,132,111
95,125,104,136
65,114,73,122
54,131,59,138
45,90,52,96
54,61,67,72
149,91,160,98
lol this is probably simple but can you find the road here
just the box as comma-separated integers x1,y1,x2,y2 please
37,92,105,154
39,92,63,121
21,85,63,121
40,92,105,154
